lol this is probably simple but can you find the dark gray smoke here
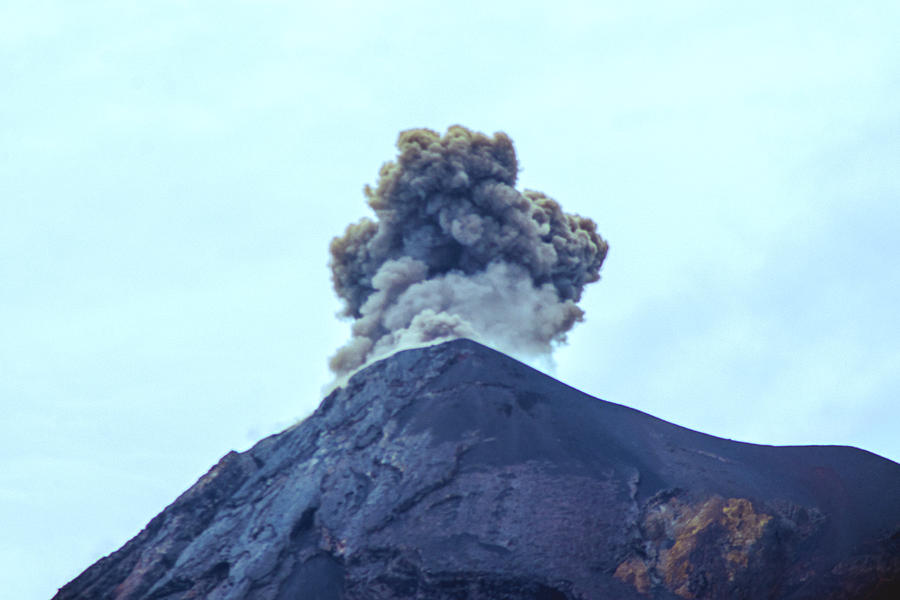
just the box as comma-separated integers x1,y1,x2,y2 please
328,126,608,376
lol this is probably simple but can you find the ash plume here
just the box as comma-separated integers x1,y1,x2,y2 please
328,126,608,376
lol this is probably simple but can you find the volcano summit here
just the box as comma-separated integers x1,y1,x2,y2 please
55,339,900,599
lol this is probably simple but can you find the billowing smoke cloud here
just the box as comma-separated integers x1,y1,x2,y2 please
328,125,608,376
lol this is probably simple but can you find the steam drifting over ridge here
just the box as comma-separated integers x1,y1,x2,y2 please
328,126,608,376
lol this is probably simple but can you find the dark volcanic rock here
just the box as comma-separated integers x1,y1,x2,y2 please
55,339,900,599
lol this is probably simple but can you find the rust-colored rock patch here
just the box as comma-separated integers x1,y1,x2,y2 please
615,494,774,599
614,556,651,595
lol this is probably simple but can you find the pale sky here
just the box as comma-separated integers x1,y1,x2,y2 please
2,2,898,598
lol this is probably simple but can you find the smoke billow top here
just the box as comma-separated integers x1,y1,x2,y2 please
328,125,608,376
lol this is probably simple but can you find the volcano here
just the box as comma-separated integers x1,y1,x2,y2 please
54,339,900,599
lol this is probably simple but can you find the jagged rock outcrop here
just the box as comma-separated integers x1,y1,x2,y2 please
55,339,900,599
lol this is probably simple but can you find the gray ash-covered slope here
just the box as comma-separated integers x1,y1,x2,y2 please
56,339,900,600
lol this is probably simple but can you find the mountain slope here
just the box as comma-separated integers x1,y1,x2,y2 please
54,339,900,599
